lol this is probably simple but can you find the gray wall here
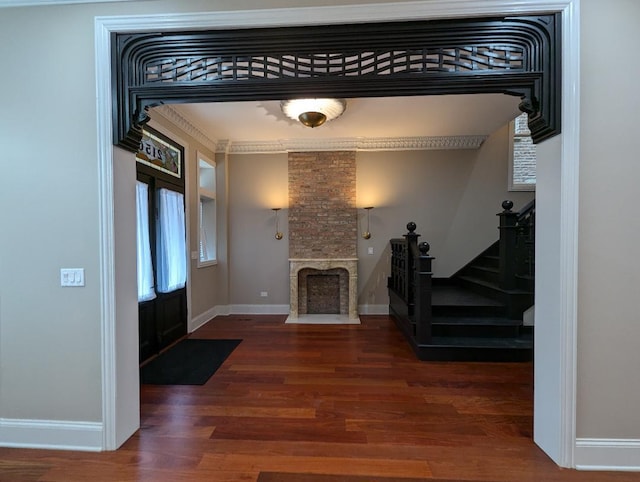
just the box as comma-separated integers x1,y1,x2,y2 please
0,5,104,423
228,153,290,307
577,0,640,440
225,125,533,309
0,0,638,465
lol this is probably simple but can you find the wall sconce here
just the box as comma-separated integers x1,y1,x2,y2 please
272,208,284,240
362,206,374,239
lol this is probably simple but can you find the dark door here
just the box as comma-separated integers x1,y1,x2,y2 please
136,149,187,363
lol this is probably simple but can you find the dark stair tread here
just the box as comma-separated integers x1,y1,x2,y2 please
457,274,532,294
467,265,499,274
432,285,504,307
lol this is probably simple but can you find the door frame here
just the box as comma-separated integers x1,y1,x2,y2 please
95,0,579,466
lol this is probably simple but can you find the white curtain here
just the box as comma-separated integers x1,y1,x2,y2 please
136,181,156,302
157,188,187,293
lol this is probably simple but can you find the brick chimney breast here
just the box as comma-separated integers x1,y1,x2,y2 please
288,151,358,321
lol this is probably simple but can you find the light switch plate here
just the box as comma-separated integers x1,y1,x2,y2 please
61,268,85,287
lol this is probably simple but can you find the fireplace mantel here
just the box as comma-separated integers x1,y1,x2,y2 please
289,258,358,321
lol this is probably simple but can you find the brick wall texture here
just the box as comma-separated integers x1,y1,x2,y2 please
298,269,348,314
513,113,537,185
288,151,357,259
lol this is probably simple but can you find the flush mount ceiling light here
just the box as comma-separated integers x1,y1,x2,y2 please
280,98,347,128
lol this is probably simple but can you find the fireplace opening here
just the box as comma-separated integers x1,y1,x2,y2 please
297,267,348,315
307,274,340,314
289,258,358,321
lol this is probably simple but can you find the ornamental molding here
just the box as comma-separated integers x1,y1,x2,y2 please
153,106,488,154
112,14,561,151
152,105,218,154
219,135,488,154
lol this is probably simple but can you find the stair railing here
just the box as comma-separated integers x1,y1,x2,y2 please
497,200,536,290
389,222,434,344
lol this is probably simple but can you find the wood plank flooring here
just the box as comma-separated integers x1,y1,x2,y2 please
1,315,638,481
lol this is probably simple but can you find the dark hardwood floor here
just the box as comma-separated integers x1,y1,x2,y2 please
1,315,637,481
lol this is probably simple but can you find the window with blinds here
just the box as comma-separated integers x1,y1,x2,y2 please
197,152,217,266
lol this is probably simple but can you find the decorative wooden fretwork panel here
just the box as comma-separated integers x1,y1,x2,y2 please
113,15,560,151
143,46,525,83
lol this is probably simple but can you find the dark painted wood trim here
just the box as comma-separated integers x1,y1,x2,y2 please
112,14,561,151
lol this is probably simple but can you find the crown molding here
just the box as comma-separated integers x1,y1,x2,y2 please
0,0,138,6
154,105,488,154
152,105,218,154
218,135,488,154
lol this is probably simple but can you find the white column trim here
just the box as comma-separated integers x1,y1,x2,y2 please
95,16,117,452
96,1,579,466
559,0,580,468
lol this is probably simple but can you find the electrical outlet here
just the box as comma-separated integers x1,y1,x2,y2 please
260,291,268,297
367,247,374,255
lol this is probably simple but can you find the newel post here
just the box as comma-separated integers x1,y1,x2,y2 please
414,241,434,345
404,221,419,283
403,222,434,344
498,200,518,290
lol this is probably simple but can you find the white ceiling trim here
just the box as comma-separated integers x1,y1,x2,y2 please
222,135,488,154
156,105,487,154
0,0,139,7
152,106,218,154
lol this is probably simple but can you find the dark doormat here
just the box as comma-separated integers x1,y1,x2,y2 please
140,338,242,385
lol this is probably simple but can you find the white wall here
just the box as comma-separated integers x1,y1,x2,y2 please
112,146,140,447
533,134,563,460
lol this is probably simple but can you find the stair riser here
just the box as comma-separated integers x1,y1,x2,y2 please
432,324,521,338
471,256,500,270
457,277,503,300
517,276,534,292
416,346,533,362
461,266,499,285
432,305,506,317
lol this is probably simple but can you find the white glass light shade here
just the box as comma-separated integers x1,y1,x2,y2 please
280,98,346,127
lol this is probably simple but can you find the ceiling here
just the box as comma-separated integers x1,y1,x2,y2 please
171,93,522,144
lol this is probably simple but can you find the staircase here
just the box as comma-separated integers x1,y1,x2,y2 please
428,279,533,362
388,200,534,362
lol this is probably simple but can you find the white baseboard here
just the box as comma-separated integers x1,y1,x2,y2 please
189,305,231,332
0,418,103,452
230,304,290,315
358,304,389,315
193,304,388,321
575,438,640,471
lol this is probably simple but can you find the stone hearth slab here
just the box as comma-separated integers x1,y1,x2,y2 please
285,314,361,325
